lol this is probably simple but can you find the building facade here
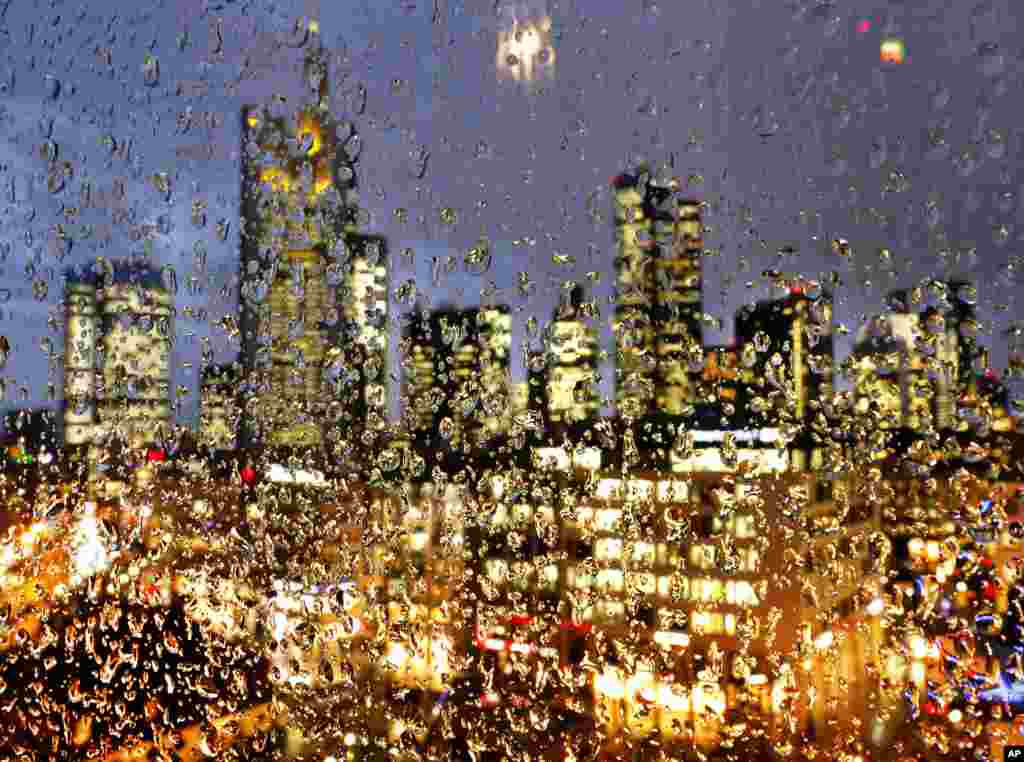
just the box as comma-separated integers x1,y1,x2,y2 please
238,32,378,449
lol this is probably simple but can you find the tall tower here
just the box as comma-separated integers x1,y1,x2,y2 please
63,278,100,450
852,281,980,433
655,198,704,416
734,287,833,468
612,170,657,420
402,306,512,457
239,26,367,448
97,272,174,448
339,234,390,421
544,285,599,433
612,164,703,423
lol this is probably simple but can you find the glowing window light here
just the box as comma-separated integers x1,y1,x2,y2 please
385,642,410,670
71,503,112,582
654,631,690,649
814,630,834,651
595,670,626,699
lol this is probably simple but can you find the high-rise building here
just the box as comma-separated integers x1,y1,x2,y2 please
97,274,174,448
734,288,833,416
199,363,241,451
851,280,979,433
544,286,599,433
612,165,703,423
402,306,512,457
655,198,704,417
733,288,833,471
63,266,174,453
338,234,389,421
63,279,100,449
239,29,371,449
850,310,931,432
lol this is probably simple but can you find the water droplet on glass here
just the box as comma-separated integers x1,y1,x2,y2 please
193,241,208,270
44,74,60,99
977,42,1005,77
47,168,65,194
142,54,160,87
162,265,178,295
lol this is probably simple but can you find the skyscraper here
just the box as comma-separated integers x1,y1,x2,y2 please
63,279,100,449
543,285,599,433
612,165,704,423
733,287,833,469
239,28,372,448
338,234,389,421
655,198,705,417
402,306,512,459
63,265,174,453
851,280,980,433
199,363,241,452
97,273,174,448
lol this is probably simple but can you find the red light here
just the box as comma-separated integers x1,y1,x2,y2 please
241,466,257,485
508,614,533,626
857,19,871,34
146,449,166,463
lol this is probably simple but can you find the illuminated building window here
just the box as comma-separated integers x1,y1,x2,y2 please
595,568,624,595
689,544,716,571
690,611,737,636
631,541,656,567
594,599,625,624
596,537,623,562
629,571,658,595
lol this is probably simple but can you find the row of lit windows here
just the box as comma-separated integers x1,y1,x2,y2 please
688,544,760,574
479,558,763,609
691,610,737,636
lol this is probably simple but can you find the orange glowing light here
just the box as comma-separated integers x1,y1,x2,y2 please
880,38,905,64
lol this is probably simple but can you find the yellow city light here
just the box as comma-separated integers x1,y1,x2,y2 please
260,167,292,192
298,120,322,156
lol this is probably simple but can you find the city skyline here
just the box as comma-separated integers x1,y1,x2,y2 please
0,0,1020,427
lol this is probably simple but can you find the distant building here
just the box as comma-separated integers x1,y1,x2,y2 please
98,275,174,448
543,286,599,433
238,32,380,449
199,363,241,451
612,165,705,431
402,306,513,459
733,287,833,470
63,265,173,452
63,279,100,448
852,280,980,432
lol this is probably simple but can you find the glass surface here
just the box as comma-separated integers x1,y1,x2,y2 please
1,0,1023,760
